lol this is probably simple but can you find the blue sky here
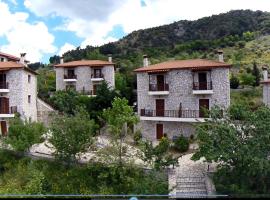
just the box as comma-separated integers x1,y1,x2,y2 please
0,0,269,63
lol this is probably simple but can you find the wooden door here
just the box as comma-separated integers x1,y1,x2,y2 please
0,97,9,114
1,121,7,136
156,99,165,116
157,75,164,91
199,99,209,117
67,69,75,78
198,72,207,90
156,124,163,140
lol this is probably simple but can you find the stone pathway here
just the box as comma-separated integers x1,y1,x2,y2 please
169,153,213,198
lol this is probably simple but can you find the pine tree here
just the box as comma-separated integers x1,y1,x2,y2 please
252,61,260,86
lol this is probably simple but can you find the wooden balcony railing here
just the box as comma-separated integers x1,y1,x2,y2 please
0,82,8,89
64,74,77,79
149,83,169,91
140,109,212,118
193,82,212,90
91,73,104,79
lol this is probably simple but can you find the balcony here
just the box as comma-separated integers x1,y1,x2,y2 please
192,82,213,95
148,83,169,95
0,106,17,118
63,74,77,82
91,73,104,82
140,109,210,122
81,90,96,97
0,82,9,93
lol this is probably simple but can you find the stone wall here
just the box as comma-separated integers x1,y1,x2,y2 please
55,65,115,92
263,84,270,107
136,67,230,141
37,98,55,126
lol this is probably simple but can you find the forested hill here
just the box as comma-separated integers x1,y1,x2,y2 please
48,9,270,68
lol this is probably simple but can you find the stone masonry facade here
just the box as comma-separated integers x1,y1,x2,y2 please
136,67,230,141
55,65,115,93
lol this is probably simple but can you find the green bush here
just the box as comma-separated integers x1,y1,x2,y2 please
230,74,240,89
174,135,189,152
133,130,142,145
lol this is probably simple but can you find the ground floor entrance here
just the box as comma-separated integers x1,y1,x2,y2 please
0,121,7,136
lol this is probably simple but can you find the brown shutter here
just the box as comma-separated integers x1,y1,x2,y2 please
156,124,164,140
1,121,7,136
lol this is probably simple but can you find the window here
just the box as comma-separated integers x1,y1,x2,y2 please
0,58,4,62
28,95,31,103
28,75,31,83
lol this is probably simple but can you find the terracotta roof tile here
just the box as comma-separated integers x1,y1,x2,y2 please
0,52,20,61
55,60,114,68
0,61,37,75
134,59,231,72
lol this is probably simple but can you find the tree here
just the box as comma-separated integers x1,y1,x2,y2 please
49,89,82,115
140,137,179,170
239,72,256,87
192,106,270,194
49,108,97,163
230,74,240,89
5,117,46,152
251,61,260,86
102,97,139,166
37,67,56,101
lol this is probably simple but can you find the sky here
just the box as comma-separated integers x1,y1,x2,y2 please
0,0,270,63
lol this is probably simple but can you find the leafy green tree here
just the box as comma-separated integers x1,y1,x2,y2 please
102,97,138,166
192,106,270,194
251,61,260,86
140,137,179,170
230,74,240,89
239,72,256,87
173,135,189,152
5,117,46,152
49,108,97,163
37,67,56,101
115,73,133,104
49,89,81,115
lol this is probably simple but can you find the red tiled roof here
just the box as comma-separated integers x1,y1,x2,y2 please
55,60,115,68
0,52,20,61
0,61,37,75
134,59,231,72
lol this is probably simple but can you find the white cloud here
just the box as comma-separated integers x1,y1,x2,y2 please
58,43,76,56
0,1,57,62
23,0,270,48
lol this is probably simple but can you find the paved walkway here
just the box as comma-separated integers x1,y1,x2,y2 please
169,153,215,198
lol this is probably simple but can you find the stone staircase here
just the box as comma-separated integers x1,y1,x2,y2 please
175,176,207,198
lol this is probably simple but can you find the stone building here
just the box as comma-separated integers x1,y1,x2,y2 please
54,56,115,95
134,53,231,141
261,66,270,107
0,52,38,135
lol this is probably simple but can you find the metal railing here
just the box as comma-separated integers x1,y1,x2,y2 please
149,83,169,91
0,106,17,114
193,81,212,90
64,74,77,79
0,82,8,89
91,73,104,79
140,109,203,118
10,106,17,114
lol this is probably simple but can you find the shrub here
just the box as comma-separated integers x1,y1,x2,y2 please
230,74,240,89
174,135,189,152
133,130,142,145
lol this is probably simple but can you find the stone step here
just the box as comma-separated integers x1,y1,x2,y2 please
176,191,208,198
176,183,206,190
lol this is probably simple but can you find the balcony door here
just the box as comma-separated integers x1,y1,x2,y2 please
0,97,9,114
94,69,102,78
156,99,165,117
198,72,207,90
0,73,6,89
199,99,209,118
0,121,7,136
67,69,75,78
156,124,164,140
157,75,164,91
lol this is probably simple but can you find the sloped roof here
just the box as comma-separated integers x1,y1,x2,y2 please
55,60,115,68
0,52,29,63
0,61,37,75
134,59,231,72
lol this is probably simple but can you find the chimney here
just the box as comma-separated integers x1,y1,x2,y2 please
262,66,268,81
143,55,149,67
60,57,64,64
108,54,112,62
20,53,26,64
217,50,224,62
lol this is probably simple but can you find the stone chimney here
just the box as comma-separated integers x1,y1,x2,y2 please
20,53,26,64
143,55,149,67
262,66,268,81
108,54,112,62
217,50,224,62
60,57,64,64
